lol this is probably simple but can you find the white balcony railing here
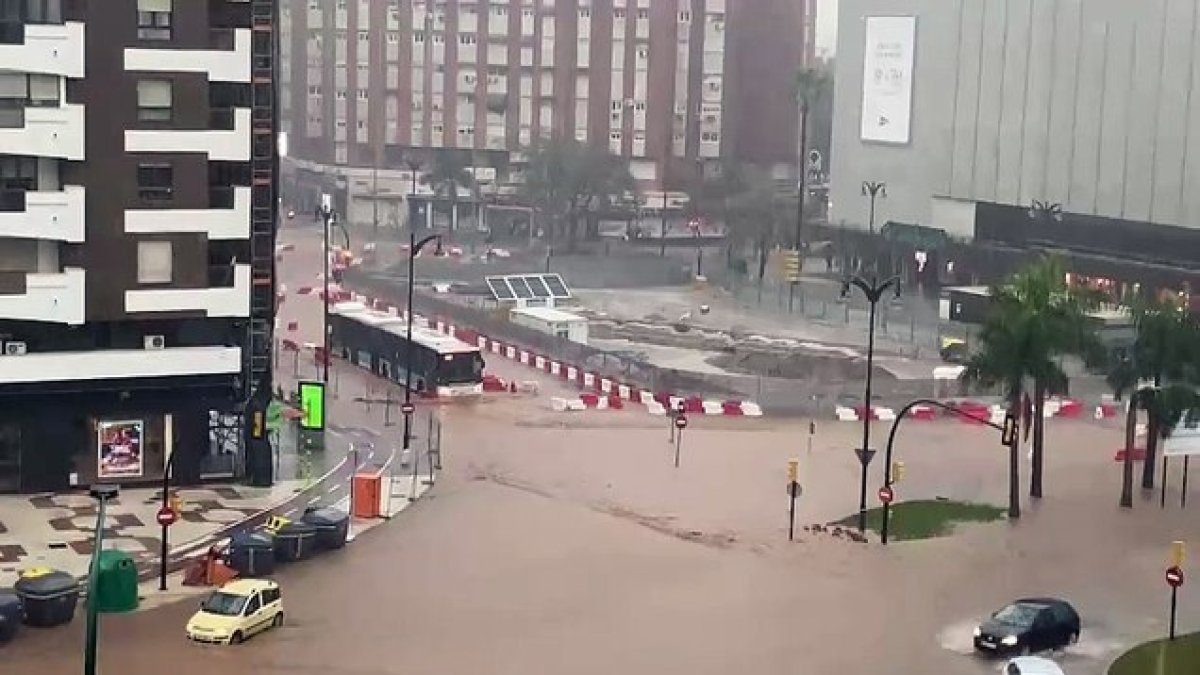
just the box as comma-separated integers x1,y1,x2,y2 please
124,185,249,240
124,264,251,317
0,104,85,160
0,345,242,384
0,22,85,78
124,28,251,83
0,185,85,242
0,267,85,324
124,108,250,161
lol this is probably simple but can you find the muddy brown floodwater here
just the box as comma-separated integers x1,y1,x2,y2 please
7,226,1197,675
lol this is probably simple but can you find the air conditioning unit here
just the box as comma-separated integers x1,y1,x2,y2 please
144,335,166,350
4,341,27,356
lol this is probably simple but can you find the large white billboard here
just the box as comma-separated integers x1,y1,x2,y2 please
860,16,917,145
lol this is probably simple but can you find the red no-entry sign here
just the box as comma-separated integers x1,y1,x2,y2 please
401,402,415,415
1166,566,1185,588
156,506,178,527
674,415,688,430
878,485,894,505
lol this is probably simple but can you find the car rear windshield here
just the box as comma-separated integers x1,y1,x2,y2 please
201,591,248,617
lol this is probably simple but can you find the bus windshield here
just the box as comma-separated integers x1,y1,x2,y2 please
440,352,484,384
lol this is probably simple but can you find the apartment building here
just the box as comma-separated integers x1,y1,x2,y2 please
0,0,278,493
280,0,808,216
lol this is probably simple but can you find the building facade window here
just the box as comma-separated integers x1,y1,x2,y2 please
136,79,172,121
136,162,173,201
0,73,59,127
136,0,172,41
136,240,173,284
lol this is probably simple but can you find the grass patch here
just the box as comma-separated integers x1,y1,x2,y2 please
1109,632,1200,675
833,499,1006,541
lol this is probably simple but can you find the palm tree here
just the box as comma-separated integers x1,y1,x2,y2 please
1105,348,1150,508
421,152,475,238
1125,299,1200,490
964,291,1049,519
994,257,1101,498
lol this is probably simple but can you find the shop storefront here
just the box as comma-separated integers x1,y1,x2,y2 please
0,378,243,494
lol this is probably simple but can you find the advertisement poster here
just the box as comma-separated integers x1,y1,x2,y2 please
97,419,145,478
860,15,917,144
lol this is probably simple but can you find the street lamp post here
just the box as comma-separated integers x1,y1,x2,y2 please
659,189,668,257
878,399,1007,544
861,181,886,236
842,273,901,533
317,198,336,384
83,484,119,675
402,230,442,455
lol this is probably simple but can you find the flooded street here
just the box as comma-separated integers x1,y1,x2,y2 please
8,392,1200,675
7,227,1196,675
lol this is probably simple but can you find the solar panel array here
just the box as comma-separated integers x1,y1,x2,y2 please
485,273,572,302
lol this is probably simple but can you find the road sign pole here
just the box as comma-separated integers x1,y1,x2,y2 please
881,500,891,545
674,427,682,468
788,482,798,541
1170,585,1179,640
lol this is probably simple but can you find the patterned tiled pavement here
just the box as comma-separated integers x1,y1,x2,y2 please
0,482,304,587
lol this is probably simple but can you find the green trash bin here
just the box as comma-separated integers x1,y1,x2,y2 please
13,568,78,627
93,550,139,614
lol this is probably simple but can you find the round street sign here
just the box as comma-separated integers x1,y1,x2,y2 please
674,415,688,430
401,402,415,415
877,485,894,505
1166,566,1185,588
156,506,177,527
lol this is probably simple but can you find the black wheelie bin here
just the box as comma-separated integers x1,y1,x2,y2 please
0,589,21,643
302,507,350,551
226,531,277,577
273,520,318,563
13,569,78,627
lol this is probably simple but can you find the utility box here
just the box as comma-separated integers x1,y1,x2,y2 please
509,306,589,345
94,550,139,614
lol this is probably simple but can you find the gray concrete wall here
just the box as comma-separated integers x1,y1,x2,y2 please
830,0,1200,235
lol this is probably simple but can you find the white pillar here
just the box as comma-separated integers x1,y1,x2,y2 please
425,199,433,229
451,202,459,231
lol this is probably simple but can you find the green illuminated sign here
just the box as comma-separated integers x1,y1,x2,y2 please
298,381,326,431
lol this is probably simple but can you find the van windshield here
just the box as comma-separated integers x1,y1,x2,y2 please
201,591,248,617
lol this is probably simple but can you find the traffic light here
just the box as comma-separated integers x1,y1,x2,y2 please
891,460,906,483
251,410,265,439
1172,540,1186,568
1001,413,1017,446
787,459,799,483
782,249,802,283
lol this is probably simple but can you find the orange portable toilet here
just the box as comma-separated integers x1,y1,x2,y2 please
353,472,382,519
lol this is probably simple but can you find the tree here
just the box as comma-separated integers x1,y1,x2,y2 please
963,296,1036,518
993,257,1101,499
421,152,475,238
520,140,635,247
1120,298,1200,490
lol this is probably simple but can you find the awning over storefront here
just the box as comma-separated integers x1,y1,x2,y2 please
881,220,950,249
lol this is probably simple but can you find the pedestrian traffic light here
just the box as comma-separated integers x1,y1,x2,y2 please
787,459,799,483
1172,540,1186,568
891,460,906,483
782,249,802,283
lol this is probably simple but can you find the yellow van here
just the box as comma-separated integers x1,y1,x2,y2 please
186,579,283,645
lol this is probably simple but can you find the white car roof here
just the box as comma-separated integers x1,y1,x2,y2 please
1005,656,1066,675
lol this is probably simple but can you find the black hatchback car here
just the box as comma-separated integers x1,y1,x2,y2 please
974,598,1081,656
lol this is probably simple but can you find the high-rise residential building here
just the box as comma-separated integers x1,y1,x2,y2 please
279,0,810,216
0,0,278,493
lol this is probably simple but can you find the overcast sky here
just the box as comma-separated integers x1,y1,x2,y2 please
816,0,838,57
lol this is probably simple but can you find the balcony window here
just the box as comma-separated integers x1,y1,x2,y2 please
0,155,36,193
0,74,26,127
137,79,172,122
137,240,173,285
137,0,172,41
0,0,62,25
136,163,173,202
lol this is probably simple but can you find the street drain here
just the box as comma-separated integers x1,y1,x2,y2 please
47,542,68,550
